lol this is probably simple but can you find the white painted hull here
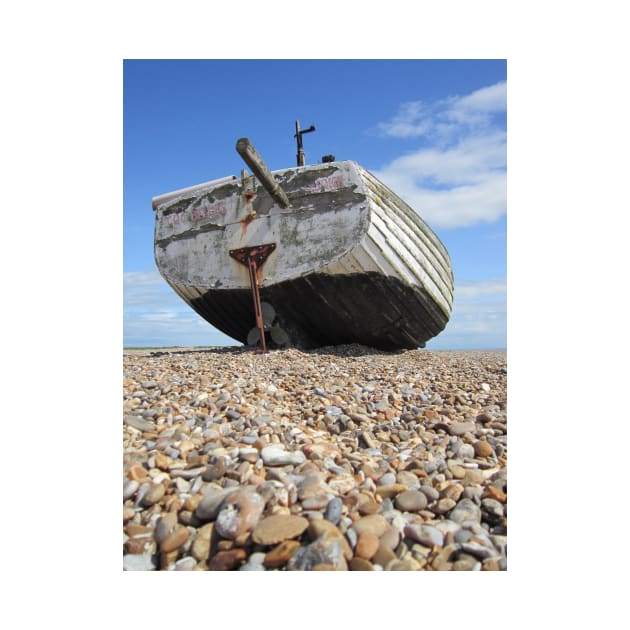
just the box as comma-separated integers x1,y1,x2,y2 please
152,160,454,349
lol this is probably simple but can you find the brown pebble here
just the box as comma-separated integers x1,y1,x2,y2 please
387,559,417,571
208,548,247,571
312,563,339,571
127,464,148,480
440,483,464,502
217,539,234,551
234,531,252,547
378,527,400,551
308,518,343,540
155,453,171,470
448,464,466,479
474,440,494,457
432,543,459,570
374,483,408,499
160,549,179,570
302,495,329,510
371,543,397,568
349,557,374,571
463,469,486,485
482,557,501,571
191,523,214,562
351,514,389,537
183,494,202,512
141,483,165,507
125,538,147,554
125,523,153,538
165,495,183,513
355,532,379,560
178,510,199,526
160,526,190,553
357,496,381,515
486,485,507,503
433,498,457,515
252,514,309,546
264,540,301,568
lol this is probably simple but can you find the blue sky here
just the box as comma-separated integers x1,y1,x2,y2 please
124,59,506,349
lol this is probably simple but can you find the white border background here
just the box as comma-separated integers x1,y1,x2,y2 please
3,0,628,626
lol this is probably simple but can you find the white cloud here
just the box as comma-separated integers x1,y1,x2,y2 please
447,81,507,127
428,279,506,349
372,133,506,228
123,271,164,287
375,81,506,141
123,269,238,347
456,280,507,299
375,101,432,138
371,82,506,229
123,271,182,309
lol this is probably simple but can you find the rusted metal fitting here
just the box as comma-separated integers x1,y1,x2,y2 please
229,243,277,352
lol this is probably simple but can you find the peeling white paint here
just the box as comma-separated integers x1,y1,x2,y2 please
152,159,454,337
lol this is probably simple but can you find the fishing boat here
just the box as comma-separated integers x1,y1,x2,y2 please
152,122,454,351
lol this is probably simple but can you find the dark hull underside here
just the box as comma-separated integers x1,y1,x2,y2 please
187,271,449,351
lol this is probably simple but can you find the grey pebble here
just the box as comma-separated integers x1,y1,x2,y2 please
195,487,236,521
123,553,157,571
460,541,498,560
420,485,440,502
396,471,420,489
482,498,504,517
377,472,397,486
462,486,484,503
449,498,482,524
380,498,395,512
449,422,476,436
404,523,444,547
288,536,346,571
123,479,139,501
454,443,475,458
239,552,267,571
395,490,428,512
174,557,197,570
124,415,155,432
345,527,357,549
434,519,462,535
324,497,343,525
261,445,306,466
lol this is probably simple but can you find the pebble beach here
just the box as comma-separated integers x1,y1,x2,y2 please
123,345,507,571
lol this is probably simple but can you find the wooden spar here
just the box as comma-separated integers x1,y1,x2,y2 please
294,120,315,166
236,138,290,208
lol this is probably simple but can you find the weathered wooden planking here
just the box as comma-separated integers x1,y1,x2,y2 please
152,160,454,349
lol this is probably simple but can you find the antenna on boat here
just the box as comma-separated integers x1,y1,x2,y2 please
295,120,316,166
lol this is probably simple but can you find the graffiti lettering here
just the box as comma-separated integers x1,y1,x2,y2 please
162,200,227,228
304,174,344,194
190,199,227,222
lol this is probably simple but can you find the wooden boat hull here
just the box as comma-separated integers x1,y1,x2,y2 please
152,160,454,350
